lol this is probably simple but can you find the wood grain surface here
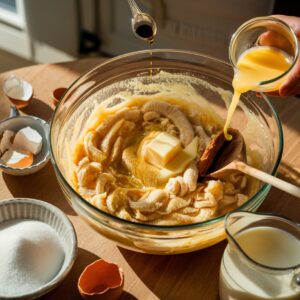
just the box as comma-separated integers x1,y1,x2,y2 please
0,58,299,300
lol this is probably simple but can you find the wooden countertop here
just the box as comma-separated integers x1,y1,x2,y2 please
0,58,300,300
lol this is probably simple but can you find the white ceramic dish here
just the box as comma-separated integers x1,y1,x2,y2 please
0,198,77,299
0,113,50,175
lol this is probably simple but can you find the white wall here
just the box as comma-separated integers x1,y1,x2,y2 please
98,0,275,61
0,0,78,63
0,0,276,63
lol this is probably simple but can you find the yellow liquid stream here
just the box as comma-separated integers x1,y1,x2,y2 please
224,46,292,139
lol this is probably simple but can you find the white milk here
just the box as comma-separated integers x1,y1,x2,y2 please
219,227,300,300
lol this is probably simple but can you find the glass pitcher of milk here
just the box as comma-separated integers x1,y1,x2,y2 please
219,211,300,300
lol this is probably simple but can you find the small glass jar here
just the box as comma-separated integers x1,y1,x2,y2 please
229,16,299,92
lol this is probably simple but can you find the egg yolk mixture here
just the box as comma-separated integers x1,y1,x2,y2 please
224,46,292,139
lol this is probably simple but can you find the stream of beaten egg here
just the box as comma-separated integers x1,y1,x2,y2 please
224,46,292,140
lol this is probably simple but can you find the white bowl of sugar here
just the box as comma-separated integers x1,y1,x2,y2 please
0,198,77,299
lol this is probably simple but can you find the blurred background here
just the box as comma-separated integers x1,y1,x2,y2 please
0,0,299,72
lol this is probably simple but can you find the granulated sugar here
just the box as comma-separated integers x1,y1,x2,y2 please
0,220,65,297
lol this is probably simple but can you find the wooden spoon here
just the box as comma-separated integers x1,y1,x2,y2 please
201,129,300,198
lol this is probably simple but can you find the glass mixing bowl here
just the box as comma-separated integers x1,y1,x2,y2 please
50,50,283,254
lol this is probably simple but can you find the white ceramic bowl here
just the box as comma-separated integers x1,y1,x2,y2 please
0,115,50,175
0,198,77,299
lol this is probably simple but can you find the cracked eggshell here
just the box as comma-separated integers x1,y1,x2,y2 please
78,259,124,300
3,75,33,108
0,116,50,176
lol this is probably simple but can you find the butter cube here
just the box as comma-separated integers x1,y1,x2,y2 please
13,127,42,155
145,132,181,168
160,137,199,177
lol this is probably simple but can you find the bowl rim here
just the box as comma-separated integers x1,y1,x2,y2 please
0,115,50,171
0,197,78,299
50,49,283,231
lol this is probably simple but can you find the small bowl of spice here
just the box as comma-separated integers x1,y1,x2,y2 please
0,198,77,299
0,107,50,175
52,87,67,106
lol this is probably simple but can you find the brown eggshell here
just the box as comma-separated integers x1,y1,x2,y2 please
78,259,124,300
7,96,33,109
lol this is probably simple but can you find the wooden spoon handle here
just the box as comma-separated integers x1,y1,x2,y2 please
235,161,300,198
